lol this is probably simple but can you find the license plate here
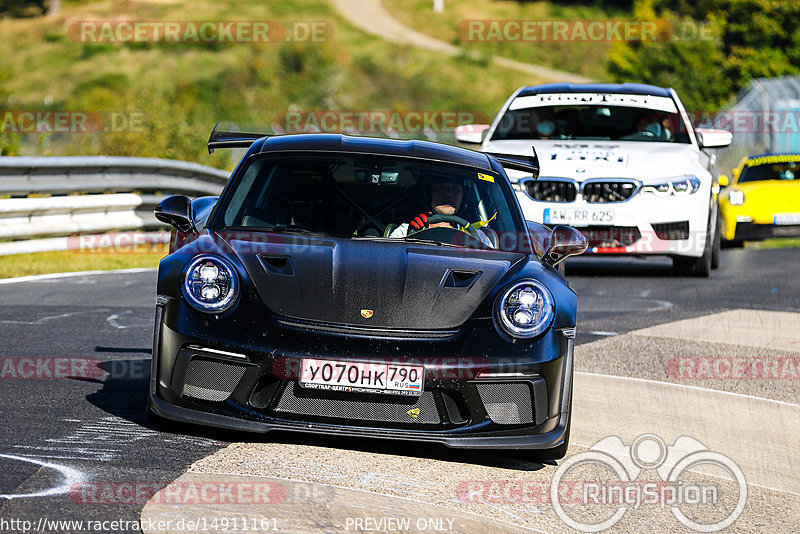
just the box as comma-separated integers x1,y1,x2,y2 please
299,358,424,396
773,213,800,225
544,207,615,226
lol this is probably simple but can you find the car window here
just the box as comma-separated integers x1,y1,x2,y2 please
739,160,800,183
491,104,691,143
214,153,527,251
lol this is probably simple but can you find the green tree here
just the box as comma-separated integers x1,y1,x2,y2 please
607,0,800,111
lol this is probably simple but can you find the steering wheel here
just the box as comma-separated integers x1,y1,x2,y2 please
422,214,482,240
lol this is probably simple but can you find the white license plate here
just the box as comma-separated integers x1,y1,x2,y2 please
299,358,424,396
543,208,615,226
773,213,800,225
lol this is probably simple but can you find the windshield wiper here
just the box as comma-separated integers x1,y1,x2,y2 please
223,225,319,236
401,237,462,247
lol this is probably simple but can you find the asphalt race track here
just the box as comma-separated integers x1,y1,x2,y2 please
1,247,798,533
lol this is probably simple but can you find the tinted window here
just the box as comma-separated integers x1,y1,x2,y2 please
491,105,691,143
214,153,526,251
739,161,800,183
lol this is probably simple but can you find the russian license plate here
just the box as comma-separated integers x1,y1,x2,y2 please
544,207,615,226
773,213,800,225
299,358,424,396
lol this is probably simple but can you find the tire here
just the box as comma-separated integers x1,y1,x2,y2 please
146,394,165,424
673,218,713,277
722,239,744,249
516,380,572,462
535,415,570,461
711,214,722,270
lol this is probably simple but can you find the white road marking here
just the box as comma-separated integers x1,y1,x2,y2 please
575,370,800,407
588,330,618,336
105,310,151,330
38,416,220,462
0,453,86,499
0,267,156,285
1,309,110,325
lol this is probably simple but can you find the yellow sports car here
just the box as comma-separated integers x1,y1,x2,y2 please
719,153,800,246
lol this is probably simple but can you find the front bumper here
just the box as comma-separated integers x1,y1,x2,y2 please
515,190,710,257
149,299,574,450
731,222,800,241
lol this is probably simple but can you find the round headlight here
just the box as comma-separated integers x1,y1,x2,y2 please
182,255,239,312
495,280,555,338
728,189,745,205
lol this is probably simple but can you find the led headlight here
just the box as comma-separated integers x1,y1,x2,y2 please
495,280,555,339
728,189,745,205
182,255,239,312
641,175,701,196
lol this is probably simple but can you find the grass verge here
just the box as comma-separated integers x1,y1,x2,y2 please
746,238,800,250
0,247,166,279
381,0,617,80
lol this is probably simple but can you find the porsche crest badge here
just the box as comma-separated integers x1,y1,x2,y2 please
361,309,374,319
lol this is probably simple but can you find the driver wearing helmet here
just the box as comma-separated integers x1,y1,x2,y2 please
389,176,494,247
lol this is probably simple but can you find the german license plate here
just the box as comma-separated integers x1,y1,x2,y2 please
773,213,800,225
299,358,424,396
544,207,615,226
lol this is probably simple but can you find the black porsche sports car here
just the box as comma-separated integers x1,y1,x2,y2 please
149,127,586,459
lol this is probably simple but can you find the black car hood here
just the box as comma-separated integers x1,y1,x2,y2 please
226,234,525,330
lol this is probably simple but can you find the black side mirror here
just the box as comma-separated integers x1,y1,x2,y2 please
542,225,587,266
155,195,195,233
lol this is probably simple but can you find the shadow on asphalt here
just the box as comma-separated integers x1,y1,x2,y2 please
565,256,676,277
85,357,549,472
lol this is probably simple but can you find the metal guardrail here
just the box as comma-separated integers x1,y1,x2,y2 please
0,156,230,255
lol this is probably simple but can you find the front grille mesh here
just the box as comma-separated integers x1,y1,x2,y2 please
576,226,642,248
475,382,533,425
582,181,638,203
275,383,441,424
524,180,577,202
652,221,690,240
182,358,247,401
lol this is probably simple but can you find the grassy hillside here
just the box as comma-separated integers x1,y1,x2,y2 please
0,0,544,169
382,0,618,81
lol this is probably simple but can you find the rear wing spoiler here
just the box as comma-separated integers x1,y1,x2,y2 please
207,122,270,154
486,149,540,179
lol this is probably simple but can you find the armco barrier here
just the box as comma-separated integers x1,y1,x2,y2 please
0,156,230,255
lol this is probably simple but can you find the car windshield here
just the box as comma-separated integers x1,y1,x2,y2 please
491,96,691,143
739,160,800,183
212,153,527,252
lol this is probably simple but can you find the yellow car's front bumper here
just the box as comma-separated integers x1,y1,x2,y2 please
720,181,800,241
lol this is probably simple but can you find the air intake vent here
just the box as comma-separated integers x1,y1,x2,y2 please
576,226,641,248
652,221,690,240
274,384,441,424
475,382,533,425
524,180,577,202
582,181,638,203
182,358,247,401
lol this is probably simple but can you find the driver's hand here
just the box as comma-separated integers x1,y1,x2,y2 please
409,210,433,231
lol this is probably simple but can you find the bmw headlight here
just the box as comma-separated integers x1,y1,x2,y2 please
495,280,555,339
728,189,745,205
182,255,239,312
641,175,701,196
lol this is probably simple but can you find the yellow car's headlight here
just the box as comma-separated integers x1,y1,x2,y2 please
728,190,745,206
